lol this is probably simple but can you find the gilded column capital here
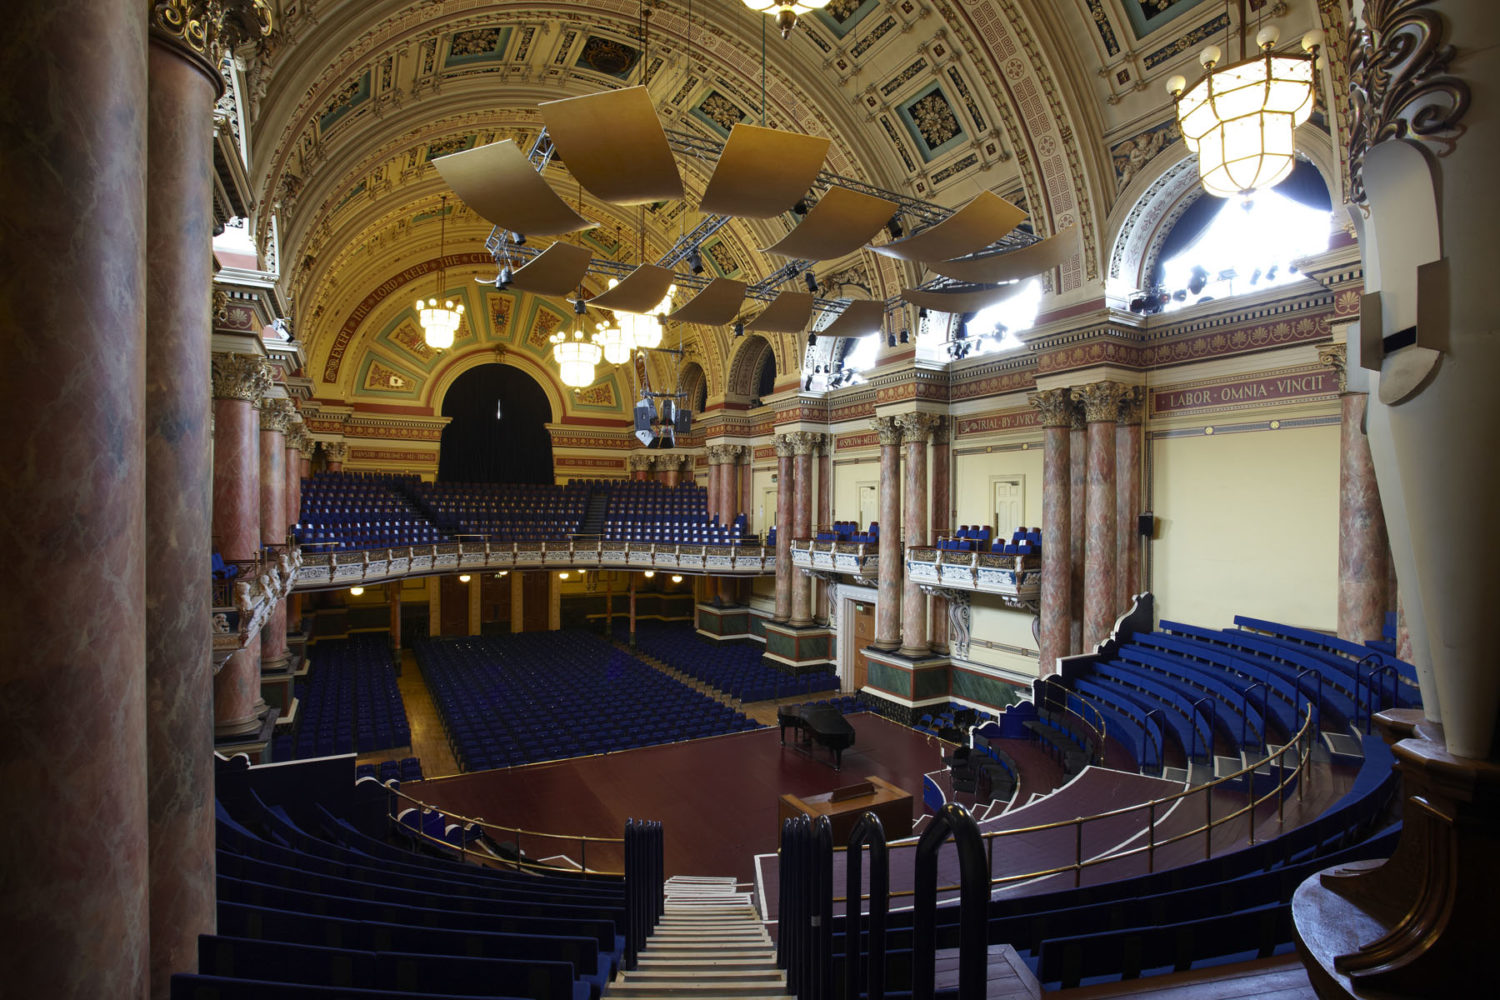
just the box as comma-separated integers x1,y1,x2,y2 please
1075,380,1130,423
871,415,903,447
258,396,296,433
322,441,349,464
774,434,797,458
211,352,272,402
1070,402,1087,432
789,431,824,456
1317,342,1349,393
1028,388,1074,428
625,453,656,472
895,412,942,445
150,2,274,85
289,425,314,457
707,443,742,465
1115,386,1146,426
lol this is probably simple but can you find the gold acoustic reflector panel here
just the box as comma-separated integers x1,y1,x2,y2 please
433,140,596,236
585,264,677,313
869,190,1026,263
817,299,886,339
699,124,830,219
901,281,1031,315
925,224,1079,284
540,87,685,205
745,291,816,333
668,278,748,326
761,187,898,260
508,242,594,297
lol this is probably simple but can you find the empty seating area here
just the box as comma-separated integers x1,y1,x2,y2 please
187,763,627,1000
813,521,876,543
357,757,425,783
294,472,444,551
602,481,744,545
415,631,762,771
626,621,838,703
410,480,590,542
274,635,412,761
936,525,1041,554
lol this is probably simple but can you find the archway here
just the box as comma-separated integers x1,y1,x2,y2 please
438,363,554,483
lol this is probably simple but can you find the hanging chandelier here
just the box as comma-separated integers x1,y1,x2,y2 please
592,318,632,366
740,0,829,39
551,327,602,388
607,276,675,353
1166,20,1322,203
417,194,464,349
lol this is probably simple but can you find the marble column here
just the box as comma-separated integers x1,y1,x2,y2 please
816,445,832,625
211,354,271,737
704,449,720,515
872,417,904,650
1114,387,1144,612
628,453,652,482
1029,388,1073,675
790,433,820,626
716,445,739,606
1336,382,1391,642
1068,403,1088,654
929,423,951,652
324,441,348,473
284,422,305,531
1077,382,1128,650
741,452,756,533
259,397,295,672
773,435,796,622
897,414,939,657
144,30,222,995
427,576,441,638
388,583,402,651
548,573,561,630
661,455,682,488
0,4,149,993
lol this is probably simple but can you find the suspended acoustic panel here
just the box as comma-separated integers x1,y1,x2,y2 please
868,190,1027,263
540,87,684,205
584,264,677,312
434,140,596,236
925,224,1079,284
745,291,816,333
699,124,830,219
508,242,594,296
901,281,1031,314
818,299,886,339
761,186,898,260
668,277,747,326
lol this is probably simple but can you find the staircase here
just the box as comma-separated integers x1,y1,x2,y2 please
579,488,609,537
606,876,789,1000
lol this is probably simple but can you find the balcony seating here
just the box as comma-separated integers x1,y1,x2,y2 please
281,635,411,760
410,480,591,543
626,621,838,703
294,472,443,551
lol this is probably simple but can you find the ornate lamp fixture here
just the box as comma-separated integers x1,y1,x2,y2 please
740,0,829,39
592,317,632,366
608,277,675,353
1166,11,1323,203
417,194,464,349
550,326,602,388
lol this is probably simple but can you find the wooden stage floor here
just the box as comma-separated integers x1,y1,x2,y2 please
407,711,953,884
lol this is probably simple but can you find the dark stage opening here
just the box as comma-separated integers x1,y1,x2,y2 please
438,364,554,483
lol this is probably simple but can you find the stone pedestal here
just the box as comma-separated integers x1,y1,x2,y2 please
859,647,952,715
762,620,835,676
696,603,754,642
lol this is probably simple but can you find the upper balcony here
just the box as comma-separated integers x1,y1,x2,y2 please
789,538,1040,607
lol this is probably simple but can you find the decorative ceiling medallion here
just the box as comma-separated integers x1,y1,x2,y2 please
575,36,641,79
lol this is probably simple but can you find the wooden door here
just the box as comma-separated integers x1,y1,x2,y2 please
440,576,468,636
850,600,876,692
521,571,550,632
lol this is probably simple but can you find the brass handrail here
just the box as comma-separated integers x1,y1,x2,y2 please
829,705,1316,902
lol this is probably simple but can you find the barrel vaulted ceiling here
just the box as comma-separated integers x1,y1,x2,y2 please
239,0,1326,415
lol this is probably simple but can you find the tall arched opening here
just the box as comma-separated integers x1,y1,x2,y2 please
437,363,554,483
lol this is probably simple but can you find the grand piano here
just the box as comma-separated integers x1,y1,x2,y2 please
777,702,856,770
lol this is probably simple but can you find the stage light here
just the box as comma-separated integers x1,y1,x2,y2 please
886,213,904,239
887,333,896,348
512,232,527,246
688,250,704,275
733,321,744,338
804,271,818,293
349,586,364,596
899,329,910,344
792,199,810,216
459,574,470,583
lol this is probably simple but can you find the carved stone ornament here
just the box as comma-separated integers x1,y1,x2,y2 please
871,415,903,447
151,1,274,81
1075,380,1130,423
1028,387,1074,427
1115,385,1145,426
1070,402,1088,432
1318,342,1349,393
789,431,824,456
896,412,942,445
773,433,797,458
1348,0,1470,206
921,585,972,659
626,453,656,472
707,443,742,465
258,396,296,433
211,352,272,402
323,441,350,464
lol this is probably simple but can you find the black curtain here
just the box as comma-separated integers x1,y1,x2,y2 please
438,364,554,483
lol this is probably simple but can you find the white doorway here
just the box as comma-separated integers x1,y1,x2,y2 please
762,487,778,534
992,476,1024,538
857,482,878,532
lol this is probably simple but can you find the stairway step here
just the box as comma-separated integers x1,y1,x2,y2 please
608,985,788,997
641,950,774,961
636,958,780,970
624,971,784,982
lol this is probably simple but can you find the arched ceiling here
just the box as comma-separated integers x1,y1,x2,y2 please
239,0,1327,416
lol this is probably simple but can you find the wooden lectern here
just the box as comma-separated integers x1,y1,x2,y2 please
777,775,913,846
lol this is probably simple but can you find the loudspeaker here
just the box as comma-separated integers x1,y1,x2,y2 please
633,399,654,432
1138,512,1155,538
673,408,692,434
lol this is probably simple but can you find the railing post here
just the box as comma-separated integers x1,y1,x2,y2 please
1074,817,1083,887
1147,799,1155,873
913,804,987,1000
624,818,638,971
1204,783,1212,860
845,812,888,1000
813,817,834,1000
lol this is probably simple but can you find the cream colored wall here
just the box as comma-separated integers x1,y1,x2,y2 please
952,445,1045,533
1149,423,1339,630
832,456,879,527
963,600,1040,679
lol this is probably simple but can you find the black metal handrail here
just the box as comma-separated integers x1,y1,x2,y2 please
623,818,663,971
844,812,889,1000
912,803,988,1000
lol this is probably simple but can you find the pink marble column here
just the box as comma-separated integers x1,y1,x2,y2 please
1115,388,1144,612
1078,382,1127,650
299,452,312,480
704,450,720,516
144,36,220,996
1068,406,1087,654
816,446,832,624
1030,389,1073,675
716,446,739,606
773,436,795,622
872,417,904,649
662,456,681,488
259,399,294,672
790,434,818,626
0,6,149,994
898,414,938,658
324,441,347,473
929,423,951,652
741,453,756,532
211,355,270,737
1338,392,1391,641
284,423,304,531
630,454,651,482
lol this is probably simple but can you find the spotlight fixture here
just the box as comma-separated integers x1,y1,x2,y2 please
792,198,810,216
733,321,744,338
804,270,818,293
917,306,928,320
495,267,513,290
1265,264,1279,281
573,298,587,315
512,232,527,246
804,375,813,390
899,329,910,344
1187,265,1210,295
886,332,897,348
886,213,904,239
807,332,817,347
688,250,704,275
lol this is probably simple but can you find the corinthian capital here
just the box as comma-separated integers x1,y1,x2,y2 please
151,2,274,76
258,397,296,433
789,431,824,456
626,454,656,472
774,434,797,458
707,443,742,465
1317,343,1348,394
1075,380,1130,423
211,352,272,402
895,412,942,444
1115,386,1145,426
871,415,903,446
1027,388,1074,428
322,441,349,464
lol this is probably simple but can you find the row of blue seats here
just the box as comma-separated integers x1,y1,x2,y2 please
625,622,837,703
357,758,424,783
284,636,411,760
